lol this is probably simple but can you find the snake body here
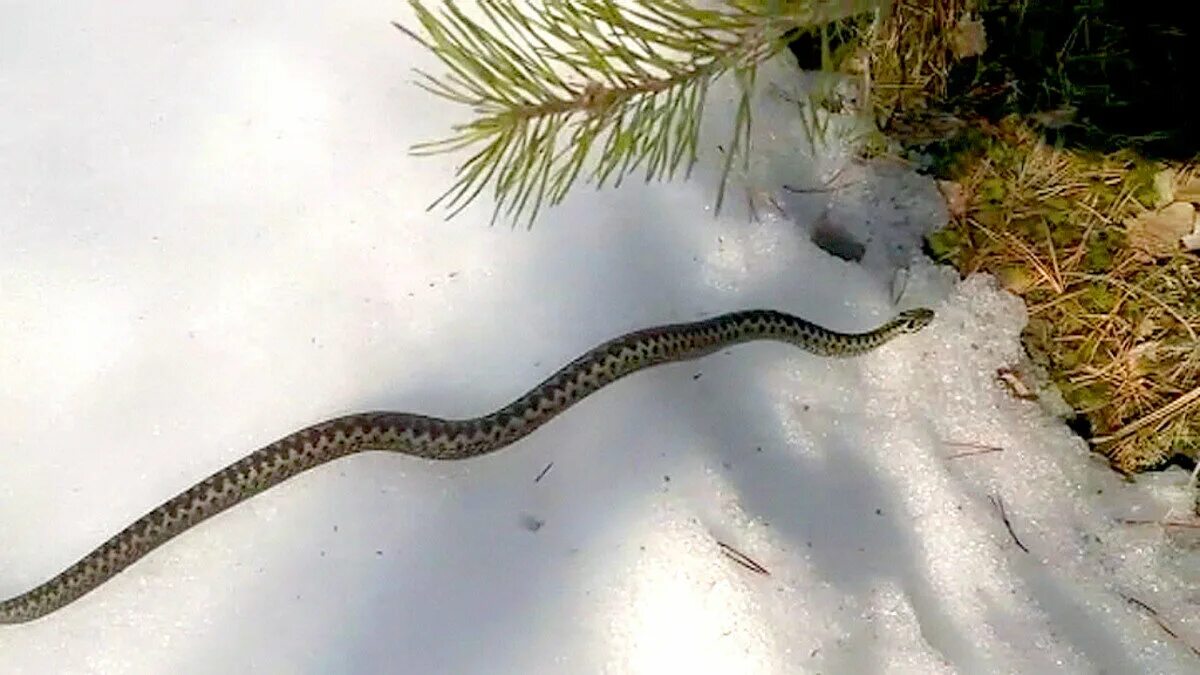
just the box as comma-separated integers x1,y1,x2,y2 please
0,307,932,624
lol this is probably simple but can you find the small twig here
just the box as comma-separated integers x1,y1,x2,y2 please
944,441,1005,460
1120,593,1200,659
947,447,1005,460
717,541,770,576
989,495,1029,553
534,462,554,483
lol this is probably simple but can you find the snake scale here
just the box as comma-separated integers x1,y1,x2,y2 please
0,307,933,624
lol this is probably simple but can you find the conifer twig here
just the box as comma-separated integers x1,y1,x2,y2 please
395,0,886,226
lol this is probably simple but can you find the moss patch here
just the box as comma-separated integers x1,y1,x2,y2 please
841,1,1200,472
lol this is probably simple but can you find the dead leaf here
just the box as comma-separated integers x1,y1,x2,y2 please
1182,220,1200,251
1030,106,1077,130
937,180,968,219
996,367,1038,401
1125,341,1160,377
1177,177,1200,204
1125,202,1197,258
1153,168,1176,208
950,14,987,60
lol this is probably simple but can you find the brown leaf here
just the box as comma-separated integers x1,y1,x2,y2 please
1125,202,1197,258
1182,224,1200,251
996,367,1038,401
1176,177,1200,204
950,14,987,60
937,180,968,219
1153,168,1176,208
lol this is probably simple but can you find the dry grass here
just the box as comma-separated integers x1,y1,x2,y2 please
855,0,981,142
814,0,1200,472
926,120,1200,471
844,0,1200,472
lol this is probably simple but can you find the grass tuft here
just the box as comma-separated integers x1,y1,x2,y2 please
842,1,1200,472
924,120,1200,471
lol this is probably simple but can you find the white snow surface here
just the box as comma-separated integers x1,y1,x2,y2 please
3,3,1200,674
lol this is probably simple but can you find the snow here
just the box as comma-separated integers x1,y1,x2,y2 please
2,2,1199,673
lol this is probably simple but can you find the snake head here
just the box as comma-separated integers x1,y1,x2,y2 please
893,307,935,334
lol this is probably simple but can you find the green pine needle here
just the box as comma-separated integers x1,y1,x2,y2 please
397,0,884,227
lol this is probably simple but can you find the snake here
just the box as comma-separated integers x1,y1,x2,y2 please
0,307,933,624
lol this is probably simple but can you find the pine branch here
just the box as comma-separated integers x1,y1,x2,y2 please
397,0,885,227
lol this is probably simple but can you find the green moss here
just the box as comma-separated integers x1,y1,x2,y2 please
1021,318,1053,367
857,129,891,158
1084,229,1121,273
995,265,1034,292
983,134,1022,170
1043,197,1071,226
1064,382,1111,411
1090,180,1118,211
1006,215,1037,240
979,177,1006,204
861,0,1200,472
1124,160,1162,208
921,128,990,179
1048,220,1080,247
1024,287,1054,306
925,228,963,262
1082,284,1118,312
1171,433,1200,460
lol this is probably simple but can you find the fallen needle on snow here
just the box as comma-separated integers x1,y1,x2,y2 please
945,441,1005,459
1118,518,1200,529
989,494,1029,553
718,541,770,576
1120,593,1200,659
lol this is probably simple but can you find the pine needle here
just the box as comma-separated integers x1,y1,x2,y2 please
395,0,885,226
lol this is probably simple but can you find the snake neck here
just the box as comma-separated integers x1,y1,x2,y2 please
705,309,922,358
442,309,925,459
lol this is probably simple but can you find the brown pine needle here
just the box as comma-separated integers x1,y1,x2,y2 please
1118,518,1200,529
946,445,1005,460
989,494,1029,553
718,541,770,576
1120,593,1200,659
944,441,1005,459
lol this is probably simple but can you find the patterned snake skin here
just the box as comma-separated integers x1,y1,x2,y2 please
0,307,933,624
